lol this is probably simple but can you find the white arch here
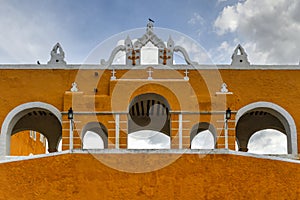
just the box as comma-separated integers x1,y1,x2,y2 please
0,102,62,156
235,102,297,155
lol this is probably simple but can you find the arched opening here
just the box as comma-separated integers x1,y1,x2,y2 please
1,102,62,155
190,122,216,149
128,93,171,149
247,129,287,154
81,122,108,149
83,131,105,149
235,102,297,154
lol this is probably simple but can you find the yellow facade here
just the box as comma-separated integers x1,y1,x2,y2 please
0,68,298,153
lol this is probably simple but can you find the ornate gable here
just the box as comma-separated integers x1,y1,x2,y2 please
102,20,196,67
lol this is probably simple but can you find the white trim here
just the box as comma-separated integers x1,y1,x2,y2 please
235,102,298,155
0,64,299,70
115,114,120,149
1,149,300,164
69,120,73,150
179,114,182,149
0,102,62,156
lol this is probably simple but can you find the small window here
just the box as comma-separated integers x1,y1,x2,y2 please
30,130,34,138
40,134,44,143
32,131,36,141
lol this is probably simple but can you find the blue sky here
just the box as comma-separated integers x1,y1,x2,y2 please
0,0,299,64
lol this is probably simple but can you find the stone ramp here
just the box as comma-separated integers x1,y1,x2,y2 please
0,152,299,199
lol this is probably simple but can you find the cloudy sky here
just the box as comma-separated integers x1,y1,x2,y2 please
1,0,300,64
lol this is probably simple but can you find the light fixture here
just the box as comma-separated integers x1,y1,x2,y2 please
226,108,231,120
68,107,73,120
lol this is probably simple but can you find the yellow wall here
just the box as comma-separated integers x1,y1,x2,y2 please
10,131,46,156
0,153,299,199
0,68,299,152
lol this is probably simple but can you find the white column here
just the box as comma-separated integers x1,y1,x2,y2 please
179,114,183,149
69,119,73,150
225,117,228,149
0,133,7,156
115,114,120,149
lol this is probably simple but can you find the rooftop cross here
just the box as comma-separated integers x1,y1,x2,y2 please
111,69,116,80
184,69,189,81
159,49,171,65
147,67,153,80
128,50,140,66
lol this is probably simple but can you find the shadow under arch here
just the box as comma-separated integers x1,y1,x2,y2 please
128,93,171,136
190,122,217,149
81,122,108,149
128,83,181,111
1,102,62,155
235,102,297,154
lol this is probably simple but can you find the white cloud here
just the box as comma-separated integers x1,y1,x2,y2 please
175,36,211,64
248,129,287,154
214,0,300,64
83,131,104,149
188,13,205,25
0,2,70,64
214,5,239,35
209,40,236,64
191,130,215,149
128,130,170,149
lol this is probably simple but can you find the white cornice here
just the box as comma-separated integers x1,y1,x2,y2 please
0,64,299,70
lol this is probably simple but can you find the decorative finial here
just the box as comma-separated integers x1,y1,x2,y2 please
48,42,66,65
147,19,154,31
125,35,132,50
70,82,78,92
231,44,250,66
167,35,174,49
220,83,228,93
216,82,233,95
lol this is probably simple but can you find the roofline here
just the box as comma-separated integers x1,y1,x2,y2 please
0,64,300,70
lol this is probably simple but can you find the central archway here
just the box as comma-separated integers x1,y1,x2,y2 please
128,93,171,149
1,102,62,155
128,93,171,136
